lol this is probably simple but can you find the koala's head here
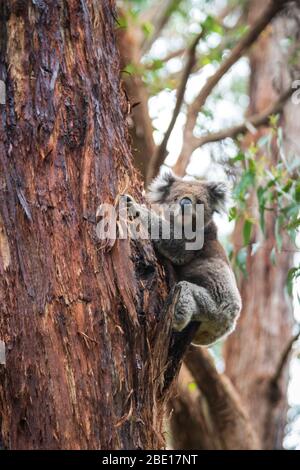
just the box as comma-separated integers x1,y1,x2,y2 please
147,171,228,226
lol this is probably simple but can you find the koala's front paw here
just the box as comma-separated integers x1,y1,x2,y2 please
121,194,135,207
173,312,191,332
169,282,192,332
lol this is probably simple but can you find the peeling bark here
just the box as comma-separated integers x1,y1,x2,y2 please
0,0,182,450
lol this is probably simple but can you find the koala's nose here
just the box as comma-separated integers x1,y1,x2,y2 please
180,197,193,209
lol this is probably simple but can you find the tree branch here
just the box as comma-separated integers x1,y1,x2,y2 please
145,48,185,70
146,30,204,184
184,346,259,449
191,88,293,150
169,363,221,449
141,0,184,54
173,0,289,176
271,329,300,391
189,0,287,123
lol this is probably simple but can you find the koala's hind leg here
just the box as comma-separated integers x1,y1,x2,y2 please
172,281,216,331
173,281,223,342
192,287,240,346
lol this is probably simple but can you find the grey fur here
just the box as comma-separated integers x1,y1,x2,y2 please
123,173,241,346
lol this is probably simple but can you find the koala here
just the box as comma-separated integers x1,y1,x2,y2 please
123,172,241,346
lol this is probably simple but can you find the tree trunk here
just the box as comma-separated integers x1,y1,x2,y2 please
0,0,180,450
224,0,299,450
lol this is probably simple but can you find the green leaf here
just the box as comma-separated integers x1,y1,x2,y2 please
269,114,279,127
188,382,197,392
257,186,266,201
201,107,214,119
259,206,265,234
236,247,248,277
286,217,300,230
287,267,300,296
266,178,277,188
230,152,245,164
117,16,128,29
202,15,224,35
248,158,256,173
207,47,223,64
294,183,300,203
243,219,253,246
233,170,255,201
257,186,266,233
142,21,154,38
149,59,164,71
229,206,237,222
123,63,136,75
275,215,284,251
282,180,293,193
248,143,258,156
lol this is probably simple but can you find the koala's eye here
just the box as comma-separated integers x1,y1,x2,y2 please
180,197,193,209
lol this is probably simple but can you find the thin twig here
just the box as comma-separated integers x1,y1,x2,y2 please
145,48,185,70
189,1,287,124
141,0,184,54
173,0,288,176
147,30,204,183
271,329,300,388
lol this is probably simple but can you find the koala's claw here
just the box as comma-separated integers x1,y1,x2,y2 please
120,194,141,221
167,283,191,332
121,194,135,207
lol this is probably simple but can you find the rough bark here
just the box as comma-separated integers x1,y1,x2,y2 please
0,0,183,450
224,0,299,450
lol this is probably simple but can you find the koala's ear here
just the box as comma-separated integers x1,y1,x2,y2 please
147,171,178,203
206,181,228,213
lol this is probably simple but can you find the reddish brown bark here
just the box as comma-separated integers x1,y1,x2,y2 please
224,0,299,449
0,0,183,450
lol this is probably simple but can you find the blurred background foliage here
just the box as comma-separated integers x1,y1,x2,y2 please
117,0,300,449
